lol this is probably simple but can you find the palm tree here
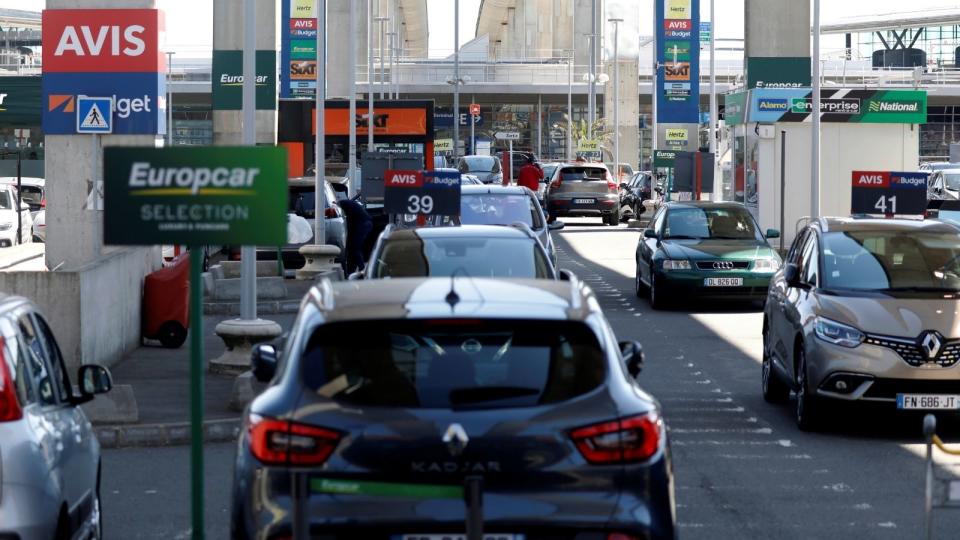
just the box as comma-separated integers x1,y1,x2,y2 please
553,117,614,159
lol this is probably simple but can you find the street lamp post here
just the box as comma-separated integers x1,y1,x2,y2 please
453,0,460,159
567,52,573,161
166,51,174,147
348,0,357,197
588,0,596,137
387,31,396,101
367,0,374,152
709,0,717,200
812,0,821,218
609,18,623,178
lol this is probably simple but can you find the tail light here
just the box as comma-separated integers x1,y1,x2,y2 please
606,172,616,190
324,207,338,219
550,178,562,189
0,337,23,422
40,197,46,209
570,412,662,464
249,414,342,466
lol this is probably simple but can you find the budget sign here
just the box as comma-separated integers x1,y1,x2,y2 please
104,147,288,245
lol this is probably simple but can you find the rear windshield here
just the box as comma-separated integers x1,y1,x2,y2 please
560,167,607,182
16,186,42,207
459,193,544,229
301,320,606,409
373,235,552,279
289,184,335,216
462,157,500,173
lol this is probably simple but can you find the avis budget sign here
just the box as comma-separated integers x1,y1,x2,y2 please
42,9,166,135
851,171,927,217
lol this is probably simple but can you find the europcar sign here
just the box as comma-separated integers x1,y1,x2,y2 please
41,9,166,135
104,147,288,245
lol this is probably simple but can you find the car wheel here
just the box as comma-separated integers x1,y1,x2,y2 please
795,347,822,431
762,328,790,404
635,261,647,298
158,321,188,349
92,463,103,539
649,272,667,310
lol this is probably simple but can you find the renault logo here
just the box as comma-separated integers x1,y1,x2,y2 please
920,332,942,359
442,423,469,457
712,261,734,270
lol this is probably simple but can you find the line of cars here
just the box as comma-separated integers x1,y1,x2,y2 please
230,168,679,538
634,199,960,432
0,177,45,245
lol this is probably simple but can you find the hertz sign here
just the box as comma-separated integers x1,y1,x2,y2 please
42,9,166,135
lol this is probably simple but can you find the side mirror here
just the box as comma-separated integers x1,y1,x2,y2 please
643,229,658,239
766,228,781,239
548,220,565,231
783,262,801,288
251,344,278,383
620,340,644,378
348,271,364,280
78,364,113,398
558,268,577,281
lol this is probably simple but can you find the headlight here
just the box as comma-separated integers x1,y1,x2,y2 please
814,317,864,348
661,259,691,271
0,223,12,231
753,258,780,272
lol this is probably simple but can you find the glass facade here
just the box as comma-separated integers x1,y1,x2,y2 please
922,106,960,160
851,26,960,67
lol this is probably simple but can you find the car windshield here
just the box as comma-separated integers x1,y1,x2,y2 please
944,173,960,191
822,230,960,292
664,207,761,240
289,184,335,217
373,235,552,279
300,320,605,409
459,193,544,229
560,167,607,181
463,156,499,173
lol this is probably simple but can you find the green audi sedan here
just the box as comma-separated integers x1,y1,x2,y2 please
635,201,782,309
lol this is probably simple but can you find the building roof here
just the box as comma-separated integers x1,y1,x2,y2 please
822,6,960,34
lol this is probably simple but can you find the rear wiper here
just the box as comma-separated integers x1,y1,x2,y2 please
448,386,540,405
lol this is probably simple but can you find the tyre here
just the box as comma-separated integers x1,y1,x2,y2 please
92,463,103,539
635,261,647,298
649,272,667,310
158,321,188,349
794,347,822,431
762,326,790,403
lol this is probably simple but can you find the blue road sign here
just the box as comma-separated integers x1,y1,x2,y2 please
76,96,113,134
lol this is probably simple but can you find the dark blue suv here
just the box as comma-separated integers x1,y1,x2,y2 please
231,277,676,539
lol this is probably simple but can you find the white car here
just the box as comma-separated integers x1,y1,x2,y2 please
0,185,33,247
0,177,45,243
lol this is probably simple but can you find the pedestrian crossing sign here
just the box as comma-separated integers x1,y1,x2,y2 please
76,96,113,134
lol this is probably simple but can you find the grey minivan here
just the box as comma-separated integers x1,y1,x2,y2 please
0,295,113,539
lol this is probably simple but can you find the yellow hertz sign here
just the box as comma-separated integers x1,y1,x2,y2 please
291,0,315,18
577,139,601,152
434,139,453,151
665,0,691,19
665,129,688,142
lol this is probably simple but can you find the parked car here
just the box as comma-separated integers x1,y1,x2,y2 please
31,209,45,243
231,276,675,539
0,295,113,539
636,202,781,309
605,162,635,184
0,184,33,247
763,217,960,430
455,155,503,184
920,161,960,173
538,162,562,202
433,167,482,185
545,162,621,226
927,168,960,202
358,224,556,279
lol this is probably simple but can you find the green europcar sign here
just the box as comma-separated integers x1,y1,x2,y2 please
104,146,288,245
211,50,277,110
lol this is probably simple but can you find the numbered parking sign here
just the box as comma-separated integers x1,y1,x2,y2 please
851,170,928,217
384,169,461,217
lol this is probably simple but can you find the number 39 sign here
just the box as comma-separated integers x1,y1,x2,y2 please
851,171,928,217
384,169,461,217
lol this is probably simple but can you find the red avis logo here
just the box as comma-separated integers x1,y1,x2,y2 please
42,9,163,73
664,20,692,30
385,170,423,187
852,171,890,188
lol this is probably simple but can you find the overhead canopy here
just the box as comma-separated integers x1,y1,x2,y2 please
822,7,960,34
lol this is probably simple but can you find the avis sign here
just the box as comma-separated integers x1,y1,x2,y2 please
851,170,928,217
383,169,461,216
42,9,166,135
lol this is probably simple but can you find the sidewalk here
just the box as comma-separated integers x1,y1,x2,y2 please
91,304,298,448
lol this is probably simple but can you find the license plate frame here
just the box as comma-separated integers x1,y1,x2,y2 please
704,277,743,287
573,198,596,204
896,394,960,410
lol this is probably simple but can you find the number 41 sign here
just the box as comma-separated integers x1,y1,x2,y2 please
851,171,928,217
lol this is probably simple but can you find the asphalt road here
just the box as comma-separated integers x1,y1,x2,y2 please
100,218,960,539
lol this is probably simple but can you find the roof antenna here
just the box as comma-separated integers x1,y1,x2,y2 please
446,268,465,311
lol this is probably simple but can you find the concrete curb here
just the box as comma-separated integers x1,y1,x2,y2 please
95,417,241,448
0,243,45,270
203,299,301,316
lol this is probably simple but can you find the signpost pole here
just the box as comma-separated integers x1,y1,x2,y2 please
16,148,21,245
610,19,622,180
368,0,375,153
811,0,821,218
508,140,513,186
241,0,257,321
317,0,327,245
470,95,475,155
709,0,717,199
567,52,573,161
453,0,460,160
349,0,358,197
188,245,205,540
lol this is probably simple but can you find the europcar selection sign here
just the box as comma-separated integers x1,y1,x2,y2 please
104,147,288,245
851,170,927,217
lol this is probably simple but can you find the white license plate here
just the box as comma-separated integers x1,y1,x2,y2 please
896,394,960,410
704,277,743,287
573,198,595,204
398,536,522,540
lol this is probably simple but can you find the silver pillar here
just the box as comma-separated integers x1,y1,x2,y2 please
812,0,820,218
709,0,717,194
610,18,622,178
240,0,257,320
453,0,460,159
367,0,375,152
316,0,327,245
376,16,387,100
348,0,357,197
567,54,573,160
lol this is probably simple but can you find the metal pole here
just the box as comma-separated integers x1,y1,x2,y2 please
317,0,327,246
470,94,475,155
923,414,936,540
368,0,374,152
610,19,622,179
587,36,594,138
188,246,205,540
453,0,460,159
508,140,514,185
537,94,542,158
652,17,659,162
377,17,387,100
16,150,21,245
166,51,174,147
709,0,717,194
349,0,358,197
812,0,821,218
240,0,257,321
567,54,573,160
388,32,395,100
588,0,596,136
780,130,786,252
